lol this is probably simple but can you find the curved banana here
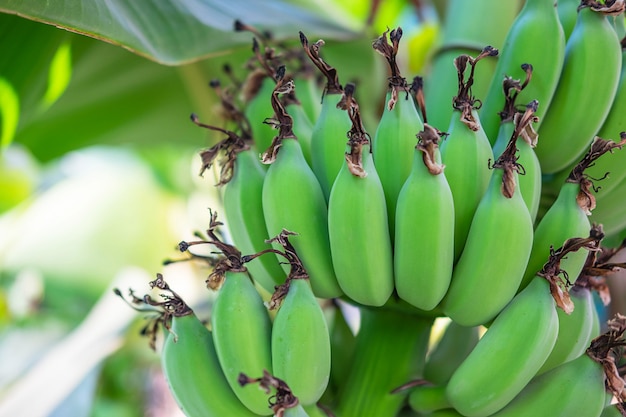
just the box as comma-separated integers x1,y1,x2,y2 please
394,124,454,311
269,232,331,407
424,0,521,130
408,384,450,415
439,47,497,260
492,92,542,222
423,320,480,385
327,84,394,307
192,85,286,293
489,350,609,417
208,246,274,414
300,31,352,200
445,276,559,417
521,137,624,291
480,0,565,143
584,40,626,195
261,70,342,299
590,168,626,237
558,0,582,40
147,276,257,417
335,308,433,417
243,69,277,157
534,0,623,174
371,28,425,239
443,112,534,327
537,285,596,375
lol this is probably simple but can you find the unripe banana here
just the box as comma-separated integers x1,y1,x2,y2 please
286,97,315,169
327,84,394,307
534,0,624,174
261,70,342,298
445,276,559,417
193,85,286,293
294,73,322,124
584,39,626,194
243,70,277,156
488,353,606,417
408,384,450,415
424,0,521,130
146,276,257,417
423,320,480,385
269,233,331,407
559,0,582,39
210,267,273,414
439,48,497,260
521,137,623,291
537,284,596,375
371,28,425,238
336,308,433,417
443,114,534,326
394,124,454,311
480,0,565,143
494,99,542,222
300,31,352,200
591,169,626,236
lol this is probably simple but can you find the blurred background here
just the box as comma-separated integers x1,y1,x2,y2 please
0,1,442,415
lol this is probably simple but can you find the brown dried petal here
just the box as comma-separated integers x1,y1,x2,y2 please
577,177,596,215
549,278,574,314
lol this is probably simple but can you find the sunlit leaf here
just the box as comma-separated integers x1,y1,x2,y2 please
0,0,363,66
40,41,72,111
0,77,19,150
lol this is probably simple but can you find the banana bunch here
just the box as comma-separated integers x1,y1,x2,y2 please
117,1,626,416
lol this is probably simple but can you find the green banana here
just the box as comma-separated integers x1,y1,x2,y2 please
394,124,454,311
336,308,433,417
521,137,624,291
591,169,626,237
243,68,277,157
537,284,596,375
584,39,626,196
238,369,311,417
285,93,315,169
480,0,565,143
488,353,606,417
559,0,582,39
423,320,480,385
269,231,331,407
206,224,274,415
488,312,626,417
408,384,450,415
300,31,353,200
261,69,342,298
493,97,542,223
327,84,394,307
534,0,624,174
371,28,425,239
445,276,559,417
146,276,257,417
601,404,624,417
439,47,497,260
192,111,285,294
424,0,521,130
443,113,534,327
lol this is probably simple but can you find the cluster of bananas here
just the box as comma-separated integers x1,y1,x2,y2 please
119,0,626,416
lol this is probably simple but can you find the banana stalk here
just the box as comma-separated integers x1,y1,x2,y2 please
335,308,433,417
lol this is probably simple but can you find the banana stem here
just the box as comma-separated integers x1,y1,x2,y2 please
335,308,433,417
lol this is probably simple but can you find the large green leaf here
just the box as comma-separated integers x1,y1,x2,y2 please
0,0,362,65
